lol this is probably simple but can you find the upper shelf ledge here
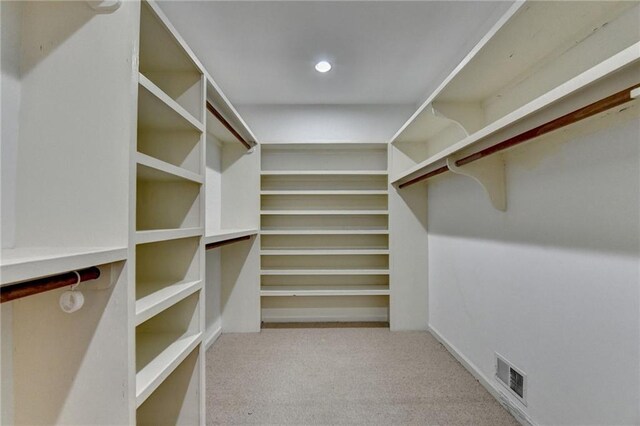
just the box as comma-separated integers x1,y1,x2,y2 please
392,44,640,185
1,246,127,287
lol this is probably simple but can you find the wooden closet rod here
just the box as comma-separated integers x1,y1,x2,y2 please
399,83,640,189
206,101,253,150
1,266,101,304
205,235,252,250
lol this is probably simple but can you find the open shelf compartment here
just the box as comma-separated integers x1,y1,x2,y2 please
262,212,388,232
261,194,387,211
262,233,389,250
261,143,387,172
139,1,204,122
135,237,201,325
135,291,202,407
136,163,202,231
261,274,389,297
137,346,202,425
261,295,389,323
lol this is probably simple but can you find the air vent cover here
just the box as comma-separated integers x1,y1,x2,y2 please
496,354,527,404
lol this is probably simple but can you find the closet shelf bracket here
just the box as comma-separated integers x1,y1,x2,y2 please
431,101,484,136
446,155,506,211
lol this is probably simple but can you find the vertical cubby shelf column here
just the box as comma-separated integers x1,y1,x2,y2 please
132,1,206,424
260,144,390,323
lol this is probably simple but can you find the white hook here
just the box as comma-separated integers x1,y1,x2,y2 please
70,270,82,291
59,271,85,314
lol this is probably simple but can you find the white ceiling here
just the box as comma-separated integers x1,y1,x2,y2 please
158,1,513,141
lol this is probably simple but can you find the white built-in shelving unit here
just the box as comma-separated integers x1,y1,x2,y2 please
391,1,640,187
260,143,389,322
1,1,261,422
133,2,206,423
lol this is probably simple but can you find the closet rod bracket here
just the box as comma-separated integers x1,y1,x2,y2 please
446,155,507,212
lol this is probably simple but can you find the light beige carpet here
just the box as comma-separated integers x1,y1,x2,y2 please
205,327,518,425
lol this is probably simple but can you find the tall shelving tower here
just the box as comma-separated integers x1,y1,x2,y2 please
260,143,390,323
132,2,206,423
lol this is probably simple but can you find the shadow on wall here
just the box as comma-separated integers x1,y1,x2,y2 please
220,238,254,318
12,263,128,425
424,105,640,257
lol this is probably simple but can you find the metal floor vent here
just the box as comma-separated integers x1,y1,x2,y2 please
496,354,527,405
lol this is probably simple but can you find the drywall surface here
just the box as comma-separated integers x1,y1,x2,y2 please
427,116,640,425
220,144,260,332
205,136,222,234
205,249,222,339
1,1,22,248
13,1,133,248
1,304,14,425
389,177,429,331
237,104,415,143
205,135,223,339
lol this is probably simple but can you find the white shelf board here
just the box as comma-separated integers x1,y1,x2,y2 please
136,152,203,184
260,285,390,297
1,246,127,286
260,210,388,216
138,73,204,133
135,228,203,245
260,230,389,235
204,228,258,245
260,269,390,276
261,249,389,256
261,170,387,176
261,190,387,195
136,280,202,326
392,43,640,184
135,332,202,407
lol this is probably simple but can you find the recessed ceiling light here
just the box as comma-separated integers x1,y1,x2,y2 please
315,61,332,73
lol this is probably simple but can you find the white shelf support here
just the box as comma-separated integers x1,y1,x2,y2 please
446,155,506,212
431,101,485,136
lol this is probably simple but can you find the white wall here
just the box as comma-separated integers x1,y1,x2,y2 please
220,144,260,332
0,4,21,421
1,1,22,249
427,114,640,425
237,104,414,143
204,135,223,342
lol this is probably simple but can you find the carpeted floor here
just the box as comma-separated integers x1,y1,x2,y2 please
205,326,518,425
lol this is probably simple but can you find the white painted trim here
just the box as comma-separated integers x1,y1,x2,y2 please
204,325,222,350
428,325,535,426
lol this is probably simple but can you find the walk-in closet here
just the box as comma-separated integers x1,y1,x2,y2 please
1,1,639,425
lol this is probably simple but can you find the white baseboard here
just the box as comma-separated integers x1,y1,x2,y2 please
428,325,535,426
261,307,388,323
204,325,222,350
